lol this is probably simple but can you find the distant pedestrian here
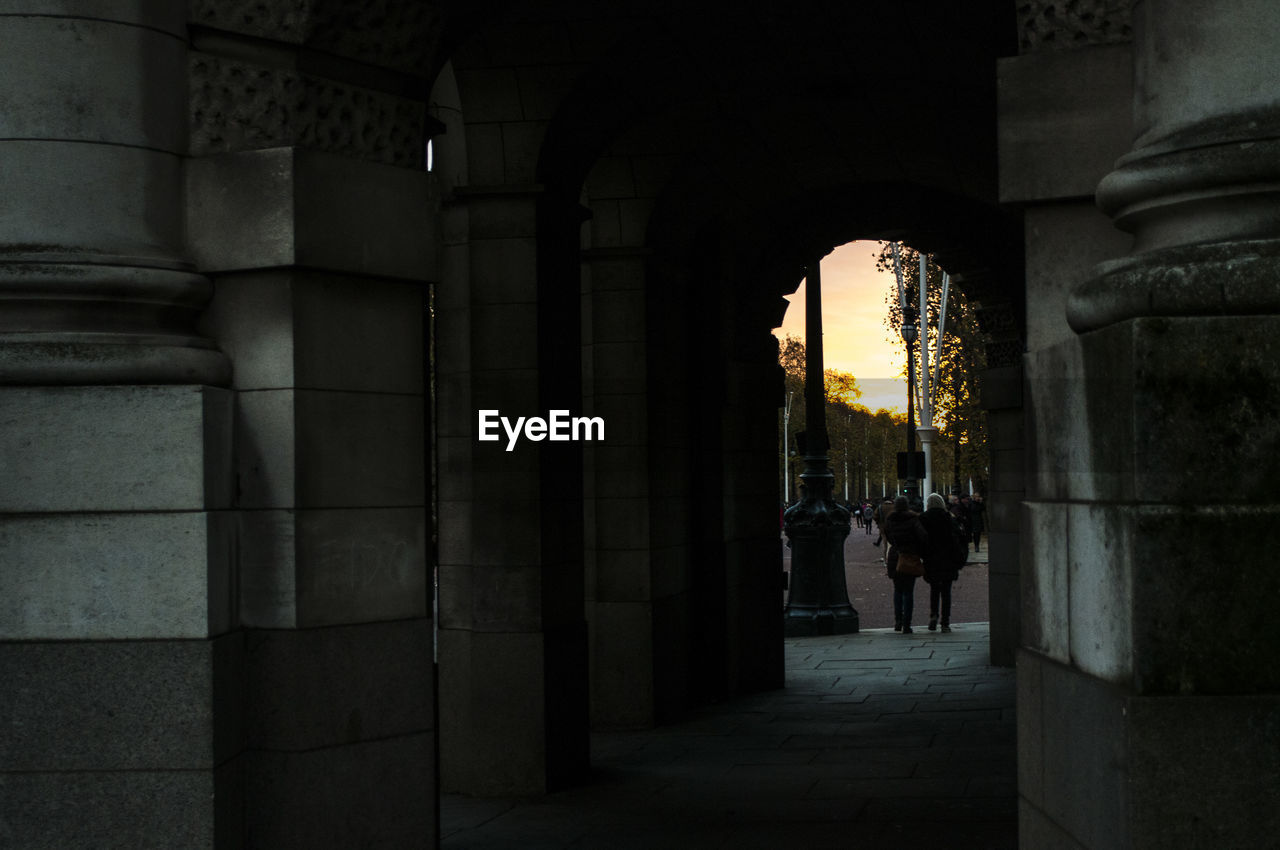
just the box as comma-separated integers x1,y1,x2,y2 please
862,502,874,534
920,493,966,632
854,501,864,528
872,498,893,546
968,493,986,552
883,495,928,634
948,494,970,547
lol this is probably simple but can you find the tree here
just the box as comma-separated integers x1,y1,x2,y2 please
874,243,989,494
777,335,906,504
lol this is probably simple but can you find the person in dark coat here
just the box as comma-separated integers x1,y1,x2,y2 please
967,493,986,552
883,495,928,633
920,493,965,632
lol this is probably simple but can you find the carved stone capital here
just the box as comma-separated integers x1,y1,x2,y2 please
1018,0,1133,54
188,0,443,77
189,53,426,167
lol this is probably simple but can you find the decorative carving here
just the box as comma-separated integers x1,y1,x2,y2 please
1018,0,1133,53
189,53,425,167
188,0,443,77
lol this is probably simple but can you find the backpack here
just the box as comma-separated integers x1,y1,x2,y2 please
862,505,873,521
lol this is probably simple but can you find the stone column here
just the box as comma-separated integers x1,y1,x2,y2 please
1019,1,1280,846
0,5,227,385
182,3,440,845
0,5,238,845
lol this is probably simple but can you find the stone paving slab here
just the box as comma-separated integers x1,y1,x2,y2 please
441,623,1016,849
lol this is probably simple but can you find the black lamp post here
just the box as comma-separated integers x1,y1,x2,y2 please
783,256,858,636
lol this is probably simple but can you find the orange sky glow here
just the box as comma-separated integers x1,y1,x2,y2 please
773,241,909,415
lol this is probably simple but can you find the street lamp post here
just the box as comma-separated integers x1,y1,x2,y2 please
901,305,919,503
783,256,858,636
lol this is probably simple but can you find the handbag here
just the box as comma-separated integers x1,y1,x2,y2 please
896,551,924,577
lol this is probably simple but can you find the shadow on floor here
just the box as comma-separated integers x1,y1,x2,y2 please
442,623,1016,849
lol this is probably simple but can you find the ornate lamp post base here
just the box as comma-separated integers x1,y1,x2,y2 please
783,465,859,637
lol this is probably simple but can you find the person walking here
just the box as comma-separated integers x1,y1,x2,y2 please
968,493,986,552
948,494,970,558
920,493,966,632
883,495,928,633
862,501,875,534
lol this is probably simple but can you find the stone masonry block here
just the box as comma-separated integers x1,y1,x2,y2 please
1128,316,1280,504
244,734,434,850
469,237,538,304
470,304,539,371
998,44,1132,204
594,548,652,603
592,342,647,395
587,393,646,446
1128,505,1280,695
1020,501,1069,664
187,148,437,281
464,122,505,185
585,254,646,291
1066,502,1134,685
1015,650,1045,808
1024,203,1132,353
591,288,646,344
591,601,654,730
0,511,235,640
590,445,650,498
0,634,243,771
468,563,543,631
586,156,637,199
0,766,238,850
239,507,427,629
1037,657,1131,849
438,628,547,795
245,618,433,751
435,558,472,631
515,64,582,122
1,141,184,267
290,275,424,394
465,193,538,239
454,68,524,123
501,120,548,184
0,15,184,148
0,385,232,513
618,197,655,245
595,497,651,550
1128,694,1280,847
1031,317,1280,503
650,544,692,600
236,389,425,510
589,200,622,247
1025,332,1133,502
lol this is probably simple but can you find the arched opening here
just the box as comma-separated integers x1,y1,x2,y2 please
434,0,1026,835
774,239,995,633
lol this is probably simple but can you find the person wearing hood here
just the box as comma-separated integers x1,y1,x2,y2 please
920,492,967,632
883,494,928,633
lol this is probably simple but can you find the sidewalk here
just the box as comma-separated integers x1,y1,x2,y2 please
442,624,1017,849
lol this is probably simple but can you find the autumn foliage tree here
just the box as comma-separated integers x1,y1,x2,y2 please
874,243,988,494
778,334,907,504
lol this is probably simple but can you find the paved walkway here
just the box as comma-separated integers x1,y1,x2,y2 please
442,624,1017,849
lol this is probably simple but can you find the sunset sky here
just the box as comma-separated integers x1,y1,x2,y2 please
774,240,909,415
